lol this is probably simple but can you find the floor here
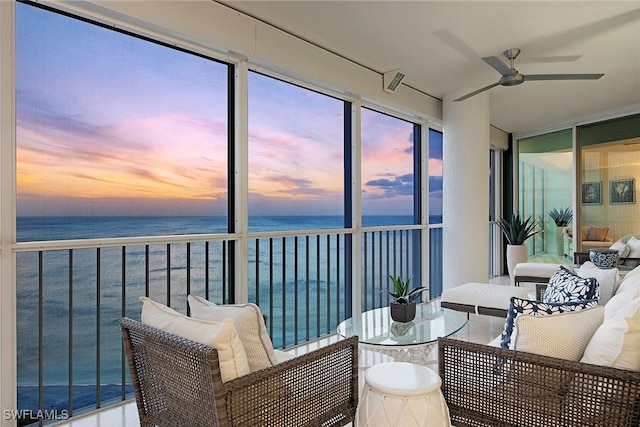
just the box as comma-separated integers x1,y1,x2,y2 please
50,275,517,427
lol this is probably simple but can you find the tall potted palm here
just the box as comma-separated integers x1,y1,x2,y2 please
495,213,541,283
548,207,572,255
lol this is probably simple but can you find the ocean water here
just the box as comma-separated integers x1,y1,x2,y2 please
15,214,438,418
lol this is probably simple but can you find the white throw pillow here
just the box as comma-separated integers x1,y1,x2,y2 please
513,306,604,361
577,261,618,305
188,295,278,371
604,284,640,321
140,297,250,382
615,266,640,296
627,236,640,258
609,240,630,258
581,296,640,371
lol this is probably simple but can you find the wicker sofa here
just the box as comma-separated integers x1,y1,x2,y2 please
438,337,640,427
438,263,640,426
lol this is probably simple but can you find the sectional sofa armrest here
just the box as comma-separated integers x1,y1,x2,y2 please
438,337,640,427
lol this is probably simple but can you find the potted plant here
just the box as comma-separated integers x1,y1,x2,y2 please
548,207,572,255
548,207,572,227
382,275,427,322
495,213,542,283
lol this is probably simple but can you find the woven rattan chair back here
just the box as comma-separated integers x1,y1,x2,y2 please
121,317,359,427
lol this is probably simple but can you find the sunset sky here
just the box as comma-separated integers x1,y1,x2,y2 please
16,2,442,218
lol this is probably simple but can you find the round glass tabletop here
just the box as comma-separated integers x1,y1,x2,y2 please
337,301,468,347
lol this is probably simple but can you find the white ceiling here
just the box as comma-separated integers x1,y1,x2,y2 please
218,1,640,135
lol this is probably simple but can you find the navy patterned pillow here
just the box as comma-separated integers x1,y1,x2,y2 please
543,266,600,303
500,297,598,349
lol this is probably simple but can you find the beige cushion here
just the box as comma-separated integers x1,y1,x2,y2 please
587,226,609,242
577,261,618,305
581,295,640,371
140,297,250,382
513,306,604,361
188,295,278,371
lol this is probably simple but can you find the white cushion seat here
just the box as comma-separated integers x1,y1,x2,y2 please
513,262,571,286
441,282,531,316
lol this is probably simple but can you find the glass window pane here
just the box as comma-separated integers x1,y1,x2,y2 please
248,72,344,230
429,129,443,224
517,129,573,258
579,114,640,252
361,108,415,226
16,3,229,241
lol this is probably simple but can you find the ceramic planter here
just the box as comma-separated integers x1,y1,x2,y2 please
390,301,416,323
506,244,528,284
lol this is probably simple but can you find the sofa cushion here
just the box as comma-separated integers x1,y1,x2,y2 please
581,295,640,371
513,306,604,361
627,236,640,258
605,279,640,319
615,265,640,296
188,295,278,371
609,240,631,258
587,226,609,242
577,261,618,305
543,266,599,303
500,297,598,349
441,282,532,312
140,297,250,382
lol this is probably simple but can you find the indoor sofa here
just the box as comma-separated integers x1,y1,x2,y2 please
564,225,613,256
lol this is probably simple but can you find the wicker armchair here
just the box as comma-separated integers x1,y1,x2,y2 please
438,337,640,427
121,317,358,427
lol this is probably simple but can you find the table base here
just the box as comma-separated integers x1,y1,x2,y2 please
360,342,438,367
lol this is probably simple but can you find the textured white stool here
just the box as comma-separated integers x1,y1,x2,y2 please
356,361,451,427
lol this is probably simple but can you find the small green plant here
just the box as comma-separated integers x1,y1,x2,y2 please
548,207,572,227
382,275,427,304
495,213,541,245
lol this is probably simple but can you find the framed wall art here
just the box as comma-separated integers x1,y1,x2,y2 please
582,181,602,205
609,178,635,204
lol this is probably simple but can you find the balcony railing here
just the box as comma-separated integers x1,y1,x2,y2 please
14,224,441,425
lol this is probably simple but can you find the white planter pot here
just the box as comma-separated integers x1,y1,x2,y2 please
554,226,566,255
506,244,528,284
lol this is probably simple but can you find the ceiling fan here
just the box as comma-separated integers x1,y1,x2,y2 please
454,48,604,102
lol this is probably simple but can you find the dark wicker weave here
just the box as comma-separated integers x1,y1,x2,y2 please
440,301,508,318
439,337,640,427
121,317,358,427
514,275,552,287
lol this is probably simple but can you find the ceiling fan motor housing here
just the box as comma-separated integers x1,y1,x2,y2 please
500,74,524,86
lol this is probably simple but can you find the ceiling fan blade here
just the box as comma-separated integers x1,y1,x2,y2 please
453,81,501,102
519,55,582,64
523,73,604,81
482,56,513,76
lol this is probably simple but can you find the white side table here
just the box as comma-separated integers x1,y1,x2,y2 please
356,361,451,427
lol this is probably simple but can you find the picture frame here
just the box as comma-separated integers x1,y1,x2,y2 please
582,181,602,205
609,178,635,204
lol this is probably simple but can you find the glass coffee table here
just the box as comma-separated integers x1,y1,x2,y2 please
337,300,468,366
